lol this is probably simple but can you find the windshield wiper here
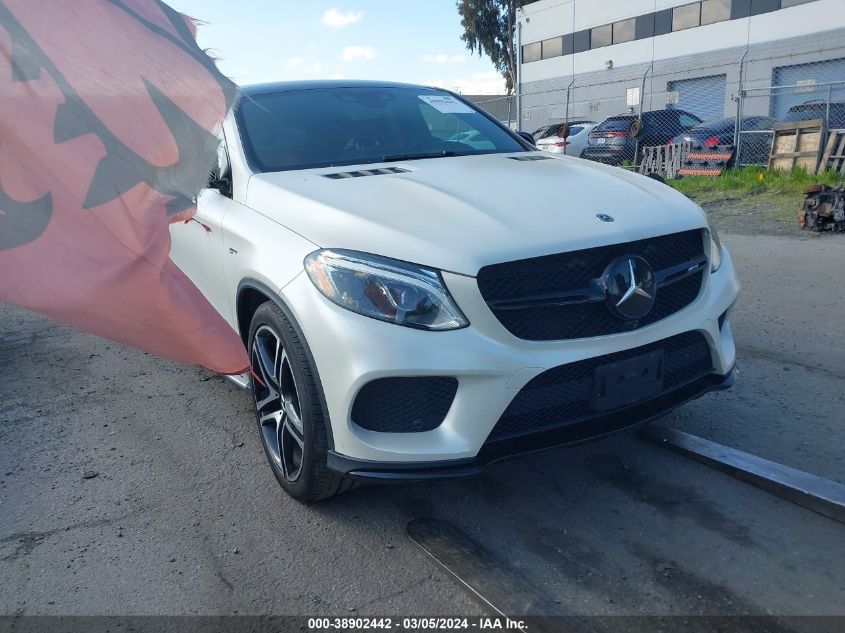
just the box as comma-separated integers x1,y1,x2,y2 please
381,150,463,162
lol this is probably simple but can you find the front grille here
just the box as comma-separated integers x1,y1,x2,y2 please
477,230,705,340
351,377,458,433
487,331,712,442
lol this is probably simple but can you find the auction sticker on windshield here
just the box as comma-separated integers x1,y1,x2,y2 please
418,94,475,113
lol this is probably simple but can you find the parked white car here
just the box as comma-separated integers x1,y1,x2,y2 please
170,81,739,501
535,121,597,156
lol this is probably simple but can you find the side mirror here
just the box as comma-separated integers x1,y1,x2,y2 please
208,173,232,197
517,131,536,146
208,142,233,196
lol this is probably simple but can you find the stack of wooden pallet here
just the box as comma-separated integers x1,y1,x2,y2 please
639,142,690,179
768,119,824,172
818,130,845,174
679,145,735,177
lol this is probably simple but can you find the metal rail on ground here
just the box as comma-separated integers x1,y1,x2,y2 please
641,426,845,525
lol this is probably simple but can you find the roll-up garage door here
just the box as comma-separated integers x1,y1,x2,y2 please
667,74,727,122
771,58,845,120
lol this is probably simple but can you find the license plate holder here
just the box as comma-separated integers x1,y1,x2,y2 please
592,350,664,412
597,137,606,144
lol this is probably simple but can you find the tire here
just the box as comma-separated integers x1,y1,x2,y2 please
247,301,357,502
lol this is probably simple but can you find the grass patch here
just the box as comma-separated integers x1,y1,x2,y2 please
669,166,844,201
667,167,845,229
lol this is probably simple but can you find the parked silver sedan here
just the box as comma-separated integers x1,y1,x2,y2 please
535,121,597,157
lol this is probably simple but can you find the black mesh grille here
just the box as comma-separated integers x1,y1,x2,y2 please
478,230,705,340
487,331,712,442
351,377,458,433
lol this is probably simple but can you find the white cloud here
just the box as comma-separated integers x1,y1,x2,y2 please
322,8,363,28
425,71,507,95
284,57,322,73
422,54,466,64
341,45,377,61
329,73,346,80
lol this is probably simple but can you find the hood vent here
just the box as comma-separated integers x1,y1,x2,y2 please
323,167,410,180
508,155,553,162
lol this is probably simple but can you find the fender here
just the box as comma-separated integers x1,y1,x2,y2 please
236,277,336,451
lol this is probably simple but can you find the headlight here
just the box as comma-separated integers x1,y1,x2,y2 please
708,226,723,272
304,249,469,331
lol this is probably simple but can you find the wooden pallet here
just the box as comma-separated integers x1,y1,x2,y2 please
639,142,690,179
818,130,845,174
768,119,824,172
678,145,734,177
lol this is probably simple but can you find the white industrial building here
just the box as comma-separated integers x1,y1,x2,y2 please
516,0,845,127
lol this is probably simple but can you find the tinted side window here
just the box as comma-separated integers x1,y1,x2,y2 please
679,113,701,127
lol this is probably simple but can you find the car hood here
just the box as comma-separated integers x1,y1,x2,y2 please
245,152,708,275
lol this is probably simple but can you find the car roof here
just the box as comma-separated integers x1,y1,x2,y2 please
239,79,441,97
787,101,845,110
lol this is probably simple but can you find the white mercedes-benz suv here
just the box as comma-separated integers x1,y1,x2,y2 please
170,81,739,502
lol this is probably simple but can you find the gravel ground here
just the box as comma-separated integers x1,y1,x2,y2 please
2,229,844,621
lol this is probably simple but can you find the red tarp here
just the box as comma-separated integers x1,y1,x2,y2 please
0,0,249,374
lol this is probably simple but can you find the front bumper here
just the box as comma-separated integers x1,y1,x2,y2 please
329,369,734,481
279,246,740,471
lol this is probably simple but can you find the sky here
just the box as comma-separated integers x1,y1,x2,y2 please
166,0,507,94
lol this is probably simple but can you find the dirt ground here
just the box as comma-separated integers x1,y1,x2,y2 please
693,190,822,237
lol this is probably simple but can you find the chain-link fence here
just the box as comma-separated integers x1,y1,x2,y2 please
471,34,845,176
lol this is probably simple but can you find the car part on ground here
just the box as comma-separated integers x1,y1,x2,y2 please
799,184,845,232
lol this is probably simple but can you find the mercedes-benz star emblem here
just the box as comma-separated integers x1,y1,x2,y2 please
596,213,615,223
603,255,656,320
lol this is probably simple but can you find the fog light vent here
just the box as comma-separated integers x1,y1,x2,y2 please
351,377,458,433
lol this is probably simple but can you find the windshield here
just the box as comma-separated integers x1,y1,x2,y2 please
236,86,526,172
595,117,634,131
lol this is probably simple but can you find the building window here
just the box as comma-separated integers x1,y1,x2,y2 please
517,0,820,64
750,0,779,14
701,0,731,24
635,13,655,39
613,18,636,44
591,24,612,49
673,3,702,31
730,0,752,19
542,37,563,59
655,9,673,36
573,30,591,54
522,42,541,63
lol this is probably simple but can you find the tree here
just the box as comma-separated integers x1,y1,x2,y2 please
457,0,522,94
